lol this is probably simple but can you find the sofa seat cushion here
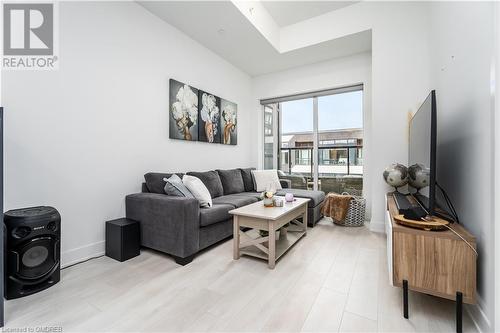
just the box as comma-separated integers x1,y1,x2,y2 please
217,169,245,195
212,194,259,208
199,204,234,227
275,189,325,208
144,172,184,194
186,171,224,198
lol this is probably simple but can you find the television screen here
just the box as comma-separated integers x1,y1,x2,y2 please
408,90,436,215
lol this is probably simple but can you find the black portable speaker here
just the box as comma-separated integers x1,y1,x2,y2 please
4,206,60,299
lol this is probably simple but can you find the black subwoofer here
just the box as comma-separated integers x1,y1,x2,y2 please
4,206,60,299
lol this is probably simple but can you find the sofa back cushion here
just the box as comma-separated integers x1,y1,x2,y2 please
144,172,184,194
217,169,245,195
186,170,224,198
239,168,256,192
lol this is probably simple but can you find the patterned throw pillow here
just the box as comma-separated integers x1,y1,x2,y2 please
163,174,194,198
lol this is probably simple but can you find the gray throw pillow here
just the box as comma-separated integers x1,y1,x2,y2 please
163,174,194,198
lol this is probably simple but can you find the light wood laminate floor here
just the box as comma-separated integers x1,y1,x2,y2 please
5,219,477,332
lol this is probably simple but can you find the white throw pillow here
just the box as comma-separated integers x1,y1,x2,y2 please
251,169,282,192
182,175,212,207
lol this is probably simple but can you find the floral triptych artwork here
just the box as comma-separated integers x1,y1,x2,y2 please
169,79,237,145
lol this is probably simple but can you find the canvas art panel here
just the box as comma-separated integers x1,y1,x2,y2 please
220,99,237,145
198,90,221,143
169,79,199,141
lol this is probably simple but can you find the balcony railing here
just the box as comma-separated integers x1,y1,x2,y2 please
280,145,363,176
278,145,362,194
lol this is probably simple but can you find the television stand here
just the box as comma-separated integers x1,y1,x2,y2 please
385,193,476,333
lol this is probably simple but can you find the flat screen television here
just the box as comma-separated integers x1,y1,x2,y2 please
408,90,437,216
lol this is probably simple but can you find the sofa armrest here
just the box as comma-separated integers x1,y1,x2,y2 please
279,179,292,189
125,193,200,258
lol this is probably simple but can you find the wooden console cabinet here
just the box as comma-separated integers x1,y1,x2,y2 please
385,193,476,332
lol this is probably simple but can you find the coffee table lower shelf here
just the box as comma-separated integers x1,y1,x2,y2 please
239,229,306,262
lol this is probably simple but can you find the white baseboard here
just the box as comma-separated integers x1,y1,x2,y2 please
369,219,385,233
465,295,492,333
61,240,105,268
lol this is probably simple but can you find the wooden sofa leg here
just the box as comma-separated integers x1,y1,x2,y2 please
172,254,195,266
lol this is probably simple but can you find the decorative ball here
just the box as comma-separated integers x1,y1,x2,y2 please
408,163,430,190
383,163,408,189
285,193,294,202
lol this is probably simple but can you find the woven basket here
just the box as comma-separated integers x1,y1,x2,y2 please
334,192,366,227
343,187,363,197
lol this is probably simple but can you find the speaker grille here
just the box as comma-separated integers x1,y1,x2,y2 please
16,237,57,280
22,246,49,268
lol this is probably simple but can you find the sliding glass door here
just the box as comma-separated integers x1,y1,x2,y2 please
279,98,313,190
317,90,363,195
262,86,363,195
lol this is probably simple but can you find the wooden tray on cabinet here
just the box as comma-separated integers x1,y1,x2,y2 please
393,214,449,231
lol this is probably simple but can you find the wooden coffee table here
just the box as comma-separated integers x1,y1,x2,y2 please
229,197,309,269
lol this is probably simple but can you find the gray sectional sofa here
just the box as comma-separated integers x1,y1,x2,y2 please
125,168,325,265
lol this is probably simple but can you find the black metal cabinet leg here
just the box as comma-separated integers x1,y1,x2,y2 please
456,292,463,333
403,280,409,319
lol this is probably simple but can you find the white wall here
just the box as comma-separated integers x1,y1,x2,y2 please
428,2,495,331
1,2,255,266
495,4,500,332
252,52,372,218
